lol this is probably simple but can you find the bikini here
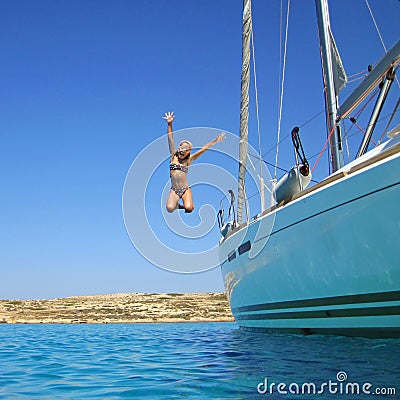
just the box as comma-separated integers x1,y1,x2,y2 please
170,162,189,198
169,162,188,174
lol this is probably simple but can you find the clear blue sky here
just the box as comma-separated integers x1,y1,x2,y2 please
1,0,399,299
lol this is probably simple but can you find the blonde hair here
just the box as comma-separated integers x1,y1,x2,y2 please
179,140,193,150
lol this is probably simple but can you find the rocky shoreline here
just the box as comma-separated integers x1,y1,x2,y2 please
0,293,234,324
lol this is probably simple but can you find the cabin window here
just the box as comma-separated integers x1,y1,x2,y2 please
238,241,251,255
228,251,236,262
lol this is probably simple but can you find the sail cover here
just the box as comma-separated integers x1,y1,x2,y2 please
329,28,347,94
338,39,400,119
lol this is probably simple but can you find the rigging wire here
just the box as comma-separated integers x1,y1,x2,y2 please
365,0,400,88
346,69,370,80
274,0,291,181
365,0,387,52
225,1,399,220
377,96,400,145
346,74,369,84
261,108,325,162
259,96,398,180
242,0,398,200
243,95,400,201
311,122,338,173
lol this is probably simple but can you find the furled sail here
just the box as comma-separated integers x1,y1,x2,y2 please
237,0,252,225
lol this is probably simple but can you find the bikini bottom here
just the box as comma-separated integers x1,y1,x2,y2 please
171,186,189,198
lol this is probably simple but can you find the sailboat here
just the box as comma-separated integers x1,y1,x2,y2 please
218,0,400,337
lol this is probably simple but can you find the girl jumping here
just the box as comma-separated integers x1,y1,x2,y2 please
163,111,225,213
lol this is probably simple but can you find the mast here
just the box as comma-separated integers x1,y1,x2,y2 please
237,0,252,225
315,0,345,172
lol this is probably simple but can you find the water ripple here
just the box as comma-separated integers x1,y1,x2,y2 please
0,323,399,399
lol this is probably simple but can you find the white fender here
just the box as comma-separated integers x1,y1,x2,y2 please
274,165,312,203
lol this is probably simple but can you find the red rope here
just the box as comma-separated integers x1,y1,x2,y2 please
312,88,381,173
353,121,377,146
311,122,337,173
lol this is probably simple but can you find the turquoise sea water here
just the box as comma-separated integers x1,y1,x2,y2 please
0,322,398,399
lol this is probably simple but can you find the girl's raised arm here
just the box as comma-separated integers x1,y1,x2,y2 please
190,131,226,162
163,112,176,156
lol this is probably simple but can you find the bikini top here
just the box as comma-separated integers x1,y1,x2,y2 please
170,162,189,174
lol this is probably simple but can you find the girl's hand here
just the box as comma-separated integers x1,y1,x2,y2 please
216,132,226,143
163,111,175,124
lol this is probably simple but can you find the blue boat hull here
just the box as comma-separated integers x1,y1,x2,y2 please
219,144,400,337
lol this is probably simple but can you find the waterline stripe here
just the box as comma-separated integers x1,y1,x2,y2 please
239,326,400,338
232,290,400,313
235,305,400,320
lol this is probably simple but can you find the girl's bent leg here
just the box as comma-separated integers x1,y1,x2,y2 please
182,188,194,213
166,190,180,213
